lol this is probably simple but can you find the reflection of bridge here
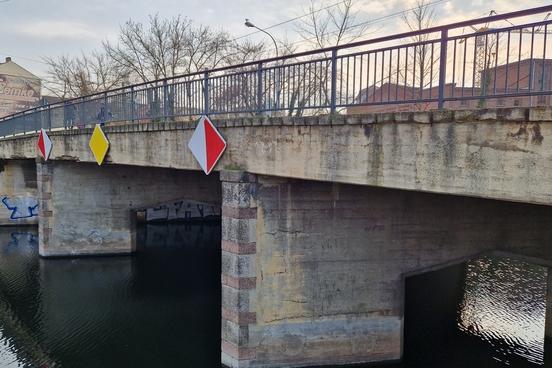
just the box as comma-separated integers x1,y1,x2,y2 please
0,6,551,368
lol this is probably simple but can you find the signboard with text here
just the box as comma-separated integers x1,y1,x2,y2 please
0,74,41,117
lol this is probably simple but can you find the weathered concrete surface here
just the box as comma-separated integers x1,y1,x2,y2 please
0,160,37,225
222,173,552,367
0,107,551,206
37,161,220,257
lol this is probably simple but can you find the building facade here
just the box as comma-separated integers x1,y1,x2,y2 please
348,58,552,114
0,57,41,118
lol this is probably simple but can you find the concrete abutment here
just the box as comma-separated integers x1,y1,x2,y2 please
37,161,221,257
221,171,552,368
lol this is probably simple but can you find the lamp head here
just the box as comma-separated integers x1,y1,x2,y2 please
244,19,255,28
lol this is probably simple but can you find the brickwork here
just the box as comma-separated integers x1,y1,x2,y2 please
220,171,258,368
36,160,53,256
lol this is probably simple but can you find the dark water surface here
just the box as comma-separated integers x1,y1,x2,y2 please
0,225,548,367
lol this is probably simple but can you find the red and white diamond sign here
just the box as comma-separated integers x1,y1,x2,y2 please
37,129,52,161
188,116,226,175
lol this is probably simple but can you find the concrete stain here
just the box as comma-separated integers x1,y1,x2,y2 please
531,123,544,144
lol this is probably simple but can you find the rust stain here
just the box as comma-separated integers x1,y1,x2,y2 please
531,123,544,144
507,123,528,139
363,125,372,139
507,122,543,145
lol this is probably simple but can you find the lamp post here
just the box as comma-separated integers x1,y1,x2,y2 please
245,19,281,111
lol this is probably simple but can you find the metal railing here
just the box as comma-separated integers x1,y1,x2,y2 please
1,5,552,137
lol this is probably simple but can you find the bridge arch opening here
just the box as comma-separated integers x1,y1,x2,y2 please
403,251,552,367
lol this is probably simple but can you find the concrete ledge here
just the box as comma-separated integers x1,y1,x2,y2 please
248,316,402,367
221,171,258,183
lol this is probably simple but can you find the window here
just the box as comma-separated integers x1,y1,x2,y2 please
513,99,521,106
460,100,469,107
497,98,505,106
538,95,547,106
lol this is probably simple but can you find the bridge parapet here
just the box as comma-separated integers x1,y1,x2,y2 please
0,107,551,206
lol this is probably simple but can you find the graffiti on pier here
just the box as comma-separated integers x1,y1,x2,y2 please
146,199,220,222
1,197,38,220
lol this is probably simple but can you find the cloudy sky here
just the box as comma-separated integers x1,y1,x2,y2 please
0,0,550,81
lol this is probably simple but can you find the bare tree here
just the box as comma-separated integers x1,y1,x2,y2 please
211,40,267,115
43,52,126,98
102,15,232,83
401,0,438,110
289,0,370,115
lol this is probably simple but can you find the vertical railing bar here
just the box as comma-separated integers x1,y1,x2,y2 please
429,42,434,99
542,24,548,92
380,50,385,102
482,33,489,99
517,28,522,93
493,32,499,95
404,46,408,100
438,29,448,109
505,30,511,93
396,47,400,100
462,36,467,98
412,45,417,100
257,62,263,114
163,80,168,120
330,49,337,113
308,61,312,108
471,35,477,97
529,26,535,93
452,39,457,98
359,54,363,105
366,52,371,103
373,52,378,103
352,56,357,105
346,57,350,105
339,56,344,106
387,49,392,102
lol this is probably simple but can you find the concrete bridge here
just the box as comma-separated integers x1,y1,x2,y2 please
0,107,551,367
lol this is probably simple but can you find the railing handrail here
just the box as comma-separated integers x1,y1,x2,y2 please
1,4,552,122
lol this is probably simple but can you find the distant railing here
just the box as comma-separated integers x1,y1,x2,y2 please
1,5,552,137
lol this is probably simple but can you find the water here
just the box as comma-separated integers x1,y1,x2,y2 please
0,225,547,367
0,224,221,368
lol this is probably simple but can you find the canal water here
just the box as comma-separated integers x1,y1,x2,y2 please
0,225,547,367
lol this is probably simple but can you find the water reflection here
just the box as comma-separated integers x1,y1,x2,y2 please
458,256,547,365
0,225,547,368
0,224,221,368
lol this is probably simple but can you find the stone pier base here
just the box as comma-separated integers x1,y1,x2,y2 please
221,171,552,368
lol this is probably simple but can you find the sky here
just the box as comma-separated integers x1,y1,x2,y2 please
0,0,550,83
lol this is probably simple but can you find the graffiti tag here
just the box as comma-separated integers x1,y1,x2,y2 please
1,197,39,220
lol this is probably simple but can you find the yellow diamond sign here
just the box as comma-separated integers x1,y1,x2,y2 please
89,124,110,165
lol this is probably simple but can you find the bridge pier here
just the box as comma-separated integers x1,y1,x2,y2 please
221,171,552,368
36,161,220,257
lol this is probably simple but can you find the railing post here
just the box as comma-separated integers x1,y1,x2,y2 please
203,71,209,115
163,80,169,121
257,62,263,114
47,107,51,130
130,86,135,122
103,92,108,124
330,48,338,114
438,29,448,110
80,97,85,126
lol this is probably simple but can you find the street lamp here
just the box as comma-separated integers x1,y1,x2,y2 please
245,19,281,111
245,19,279,58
